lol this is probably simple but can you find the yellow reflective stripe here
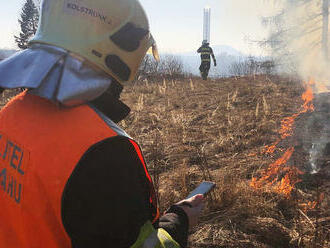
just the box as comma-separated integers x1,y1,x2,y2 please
201,52,210,55
130,222,181,248
158,229,180,248
130,221,155,248
202,59,211,62
141,229,180,248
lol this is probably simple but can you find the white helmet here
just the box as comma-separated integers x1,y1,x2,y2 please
30,0,158,83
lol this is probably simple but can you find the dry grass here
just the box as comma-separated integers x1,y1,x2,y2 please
1,75,329,247
121,75,329,248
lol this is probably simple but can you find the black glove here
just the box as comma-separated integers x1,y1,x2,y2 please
214,61,217,67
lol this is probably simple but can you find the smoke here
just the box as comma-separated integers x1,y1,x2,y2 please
266,0,330,87
303,92,330,174
304,93,330,174
266,1,330,174
310,141,325,174
267,0,330,90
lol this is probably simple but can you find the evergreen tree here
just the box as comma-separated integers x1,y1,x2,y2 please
14,0,39,50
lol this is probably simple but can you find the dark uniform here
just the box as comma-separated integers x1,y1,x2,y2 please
197,43,216,80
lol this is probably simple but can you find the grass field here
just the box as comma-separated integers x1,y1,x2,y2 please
121,75,329,248
1,75,329,247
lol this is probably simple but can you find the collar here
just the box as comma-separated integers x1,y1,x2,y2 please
0,44,130,122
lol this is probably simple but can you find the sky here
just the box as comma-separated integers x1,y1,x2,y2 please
0,0,277,55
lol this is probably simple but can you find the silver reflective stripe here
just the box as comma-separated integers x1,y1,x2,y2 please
142,230,160,248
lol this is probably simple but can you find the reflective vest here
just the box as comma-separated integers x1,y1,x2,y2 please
199,47,212,62
0,92,178,248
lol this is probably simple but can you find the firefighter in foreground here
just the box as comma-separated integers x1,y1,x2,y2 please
197,41,217,80
0,0,204,247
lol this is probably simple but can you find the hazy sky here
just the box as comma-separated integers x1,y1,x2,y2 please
0,0,276,55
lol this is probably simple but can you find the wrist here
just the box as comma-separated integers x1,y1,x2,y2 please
165,204,189,231
166,204,188,219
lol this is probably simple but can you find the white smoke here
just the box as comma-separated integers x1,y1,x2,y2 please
266,0,330,89
265,0,330,174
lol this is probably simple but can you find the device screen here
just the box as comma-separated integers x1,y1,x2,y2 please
187,181,216,199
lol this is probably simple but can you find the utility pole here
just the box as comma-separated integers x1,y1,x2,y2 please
203,6,211,44
322,0,329,61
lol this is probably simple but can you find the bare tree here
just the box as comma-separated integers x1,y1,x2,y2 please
261,0,329,77
137,54,185,81
228,56,275,77
159,55,184,79
137,55,160,80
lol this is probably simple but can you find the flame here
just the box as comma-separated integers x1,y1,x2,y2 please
264,140,279,154
279,113,299,139
299,192,325,213
301,81,315,113
251,147,302,197
251,80,315,198
299,201,317,213
279,81,314,139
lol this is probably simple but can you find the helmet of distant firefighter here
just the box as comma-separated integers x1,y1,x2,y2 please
202,40,209,46
30,0,159,83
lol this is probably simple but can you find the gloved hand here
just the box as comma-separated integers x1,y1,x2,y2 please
175,194,204,229
214,61,217,67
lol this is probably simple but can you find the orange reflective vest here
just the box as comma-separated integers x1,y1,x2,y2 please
0,92,158,247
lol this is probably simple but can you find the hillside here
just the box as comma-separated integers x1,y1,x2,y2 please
1,75,329,247
120,75,329,247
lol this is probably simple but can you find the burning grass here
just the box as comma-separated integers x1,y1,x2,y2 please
251,80,315,199
121,75,329,247
1,75,329,247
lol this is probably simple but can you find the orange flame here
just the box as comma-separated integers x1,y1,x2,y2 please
278,80,314,139
299,192,324,213
299,201,317,213
264,140,280,154
279,113,299,139
301,81,315,113
251,80,315,198
251,147,303,197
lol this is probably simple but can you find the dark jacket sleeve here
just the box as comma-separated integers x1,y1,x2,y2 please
158,205,189,248
61,136,189,248
210,47,216,62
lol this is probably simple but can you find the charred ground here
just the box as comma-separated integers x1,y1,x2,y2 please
1,75,329,247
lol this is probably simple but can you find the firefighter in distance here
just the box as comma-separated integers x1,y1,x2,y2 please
197,41,217,80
